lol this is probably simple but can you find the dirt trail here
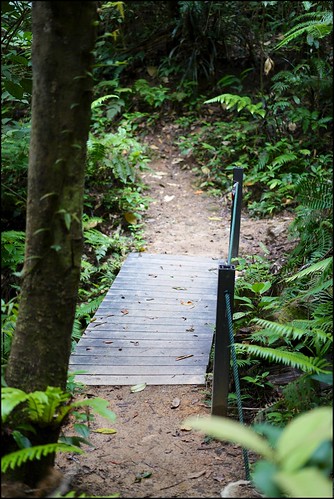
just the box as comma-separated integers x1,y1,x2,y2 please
54,129,294,498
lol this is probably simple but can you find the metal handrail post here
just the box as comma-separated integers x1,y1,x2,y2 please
229,167,243,260
211,263,235,416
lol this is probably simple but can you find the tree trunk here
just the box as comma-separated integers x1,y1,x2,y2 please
6,1,97,393
4,0,97,486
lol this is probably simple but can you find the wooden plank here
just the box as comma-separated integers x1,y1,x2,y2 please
79,332,211,341
73,374,207,385
87,318,215,327
69,355,208,366
74,346,211,356
70,252,218,385
82,325,213,334
68,365,204,375
75,338,210,348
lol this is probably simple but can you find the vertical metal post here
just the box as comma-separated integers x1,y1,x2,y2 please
229,167,243,259
211,263,235,416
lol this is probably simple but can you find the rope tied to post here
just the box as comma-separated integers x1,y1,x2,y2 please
225,290,250,481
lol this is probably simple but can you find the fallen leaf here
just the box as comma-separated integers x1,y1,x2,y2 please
171,398,180,409
180,300,193,306
208,216,221,221
92,428,117,434
188,470,206,479
173,286,187,290
103,341,113,344
175,354,193,361
164,195,175,203
135,471,152,482
124,212,138,224
147,66,158,76
171,157,184,165
194,190,203,195
179,424,192,431
121,309,129,315
130,383,146,393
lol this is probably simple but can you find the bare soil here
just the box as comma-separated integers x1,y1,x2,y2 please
54,124,295,498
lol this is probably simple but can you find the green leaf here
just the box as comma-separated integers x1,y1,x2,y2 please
1,387,30,423
130,383,146,393
274,468,333,498
73,423,90,439
72,397,116,422
252,460,282,498
251,282,271,294
92,428,117,434
1,443,83,474
276,407,332,471
4,80,24,99
184,416,275,461
64,213,71,231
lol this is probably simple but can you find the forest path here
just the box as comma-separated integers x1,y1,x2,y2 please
140,122,293,262
55,123,293,498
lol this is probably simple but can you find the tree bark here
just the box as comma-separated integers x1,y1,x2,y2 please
6,1,97,393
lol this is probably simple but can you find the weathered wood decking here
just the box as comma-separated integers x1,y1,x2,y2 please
69,252,219,385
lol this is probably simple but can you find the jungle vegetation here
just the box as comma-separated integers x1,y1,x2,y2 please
1,0,332,495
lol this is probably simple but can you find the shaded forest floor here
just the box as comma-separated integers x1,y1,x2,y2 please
54,124,295,498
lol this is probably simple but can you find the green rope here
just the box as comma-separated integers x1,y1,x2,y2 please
225,290,250,481
227,182,239,265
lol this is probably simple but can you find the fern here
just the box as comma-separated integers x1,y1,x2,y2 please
234,343,330,374
84,229,118,262
1,443,83,473
252,318,332,348
285,256,333,282
205,94,266,118
2,387,30,423
295,177,333,211
26,387,71,425
275,10,333,49
1,230,25,272
91,94,119,109
271,152,297,167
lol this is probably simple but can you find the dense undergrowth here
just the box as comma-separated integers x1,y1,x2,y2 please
1,2,333,496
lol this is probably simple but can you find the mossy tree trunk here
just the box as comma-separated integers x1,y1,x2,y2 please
4,1,97,484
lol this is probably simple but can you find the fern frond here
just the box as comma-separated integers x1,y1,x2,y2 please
76,297,104,319
91,94,119,109
253,318,332,346
1,443,83,474
27,387,70,424
285,256,332,282
205,94,266,118
1,387,30,423
234,343,330,374
296,179,333,211
271,152,297,167
275,11,333,49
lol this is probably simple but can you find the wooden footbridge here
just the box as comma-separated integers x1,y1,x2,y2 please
70,168,243,416
69,252,219,385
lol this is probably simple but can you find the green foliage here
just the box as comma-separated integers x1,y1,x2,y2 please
275,8,333,49
1,298,20,364
205,94,266,118
1,1,32,107
1,121,30,223
133,79,169,108
185,406,333,498
1,443,83,474
1,384,116,474
1,230,25,273
87,127,150,186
